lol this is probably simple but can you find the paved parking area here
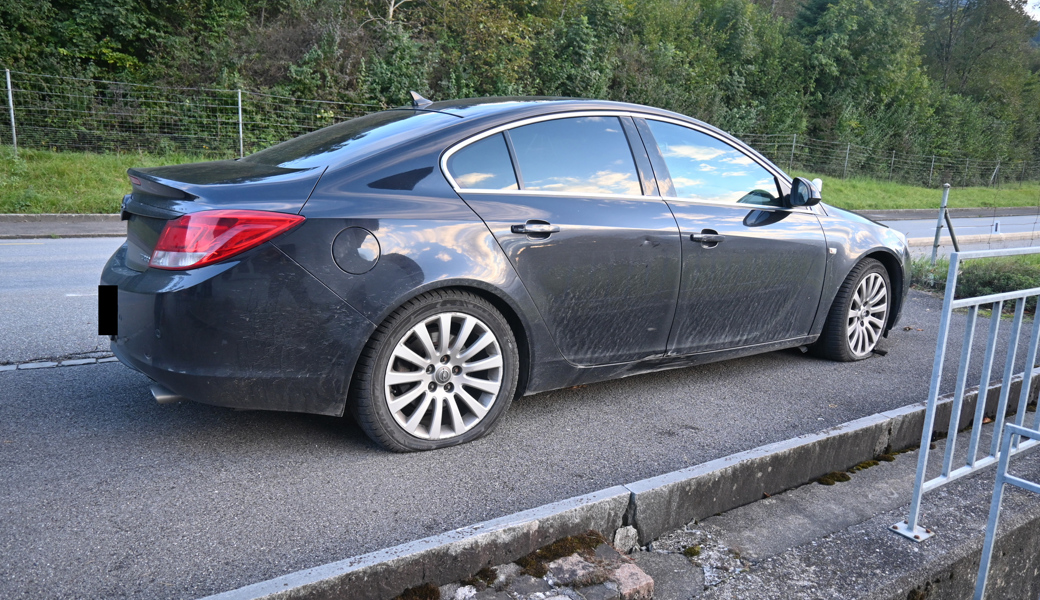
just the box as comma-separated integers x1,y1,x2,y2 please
1,289,1035,599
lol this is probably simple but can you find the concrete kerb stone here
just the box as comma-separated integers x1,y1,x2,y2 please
201,486,631,600
625,368,1040,545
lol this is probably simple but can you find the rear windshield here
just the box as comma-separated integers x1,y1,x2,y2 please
241,109,455,169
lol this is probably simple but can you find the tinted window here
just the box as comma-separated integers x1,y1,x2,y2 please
447,133,519,190
242,110,455,169
646,120,781,206
508,116,641,195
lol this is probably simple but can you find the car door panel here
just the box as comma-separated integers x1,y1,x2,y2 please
447,115,681,366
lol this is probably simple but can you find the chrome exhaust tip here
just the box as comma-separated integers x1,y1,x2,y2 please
150,383,185,404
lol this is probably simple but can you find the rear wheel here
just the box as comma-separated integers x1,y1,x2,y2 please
813,259,890,361
351,289,519,451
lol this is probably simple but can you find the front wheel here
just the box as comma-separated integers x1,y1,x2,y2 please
813,258,890,361
351,290,519,451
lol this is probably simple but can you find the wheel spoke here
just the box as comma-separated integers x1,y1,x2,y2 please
869,302,887,316
403,394,433,434
449,316,477,355
429,396,443,440
413,323,438,361
388,385,426,412
462,355,502,373
461,375,500,395
459,331,494,361
456,388,489,419
437,313,452,355
386,370,425,386
446,395,466,434
393,345,429,369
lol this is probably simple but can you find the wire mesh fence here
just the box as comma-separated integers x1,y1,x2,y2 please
740,133,1040,189
1,68,1039,187
0,69,379,157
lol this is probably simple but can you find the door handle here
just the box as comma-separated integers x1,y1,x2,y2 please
690,232,725,244
511,222,560,235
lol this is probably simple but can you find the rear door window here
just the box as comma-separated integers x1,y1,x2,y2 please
645,120,782,206
508,116,642,196
446,133,519,190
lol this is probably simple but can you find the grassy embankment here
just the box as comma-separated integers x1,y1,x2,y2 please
0,147,1039,214
0,148,214,214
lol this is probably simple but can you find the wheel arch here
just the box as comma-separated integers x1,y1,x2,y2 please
862,249,906,334
353,280,534,403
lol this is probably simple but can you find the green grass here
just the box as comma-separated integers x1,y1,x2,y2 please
0,147,211,214
911,254,1040,314
0,147,1038,214
793,171,1040,211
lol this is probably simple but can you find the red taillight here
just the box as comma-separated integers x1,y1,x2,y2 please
149,210,305,270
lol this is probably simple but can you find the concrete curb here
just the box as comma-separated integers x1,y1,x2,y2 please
855,207,1040,222
200,486,631,600
202,370,1040,600
0,213,121,222
906,230,1040,247
625,369,1038,545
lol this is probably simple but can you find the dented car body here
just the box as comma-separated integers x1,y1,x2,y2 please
101,97,909,451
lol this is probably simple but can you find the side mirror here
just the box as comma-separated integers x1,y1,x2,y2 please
790,177,821,207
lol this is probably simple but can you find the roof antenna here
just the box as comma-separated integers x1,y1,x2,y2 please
409,91,433,109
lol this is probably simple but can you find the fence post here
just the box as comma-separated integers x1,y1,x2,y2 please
237,89,244,158
964,158,970,186
5,69,16,156
889,150,896,180
931,183,951,266
929,155,935,187
788,134,796,172
989,160,1000,187
842,143,850,179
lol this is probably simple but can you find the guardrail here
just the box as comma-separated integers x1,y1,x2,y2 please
892,246,1040,542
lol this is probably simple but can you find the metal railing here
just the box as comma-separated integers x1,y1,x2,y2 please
892,246,1040,542
973,423,1040,600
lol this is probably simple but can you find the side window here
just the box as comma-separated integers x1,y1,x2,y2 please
447,133,519,190
646,120,781,207
508,116,641,196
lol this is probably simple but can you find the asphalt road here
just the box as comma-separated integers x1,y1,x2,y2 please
0,237,124,364
1,285,1036,599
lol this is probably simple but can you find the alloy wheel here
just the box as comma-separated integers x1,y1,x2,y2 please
846,272,888,358
383,312,503,440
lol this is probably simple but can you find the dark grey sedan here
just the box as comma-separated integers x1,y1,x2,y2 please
101,96,909,451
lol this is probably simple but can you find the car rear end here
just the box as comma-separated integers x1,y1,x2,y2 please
101,161,376,416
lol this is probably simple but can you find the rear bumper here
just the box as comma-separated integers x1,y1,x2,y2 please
101,242,376,416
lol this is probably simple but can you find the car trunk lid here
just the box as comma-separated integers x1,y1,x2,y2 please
121,160,325,271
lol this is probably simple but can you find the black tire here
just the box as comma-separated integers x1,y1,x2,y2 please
812,258,891,362
350,289,519,452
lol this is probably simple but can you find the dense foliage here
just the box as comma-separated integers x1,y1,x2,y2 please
1,0,1038,164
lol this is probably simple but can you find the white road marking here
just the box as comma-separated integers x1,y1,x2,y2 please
65,293,98,297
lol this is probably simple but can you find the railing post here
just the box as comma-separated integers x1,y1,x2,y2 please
931,183,951,266
5,69,17,156
842,143,850,179
237,89,244,158
788,134,796,172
